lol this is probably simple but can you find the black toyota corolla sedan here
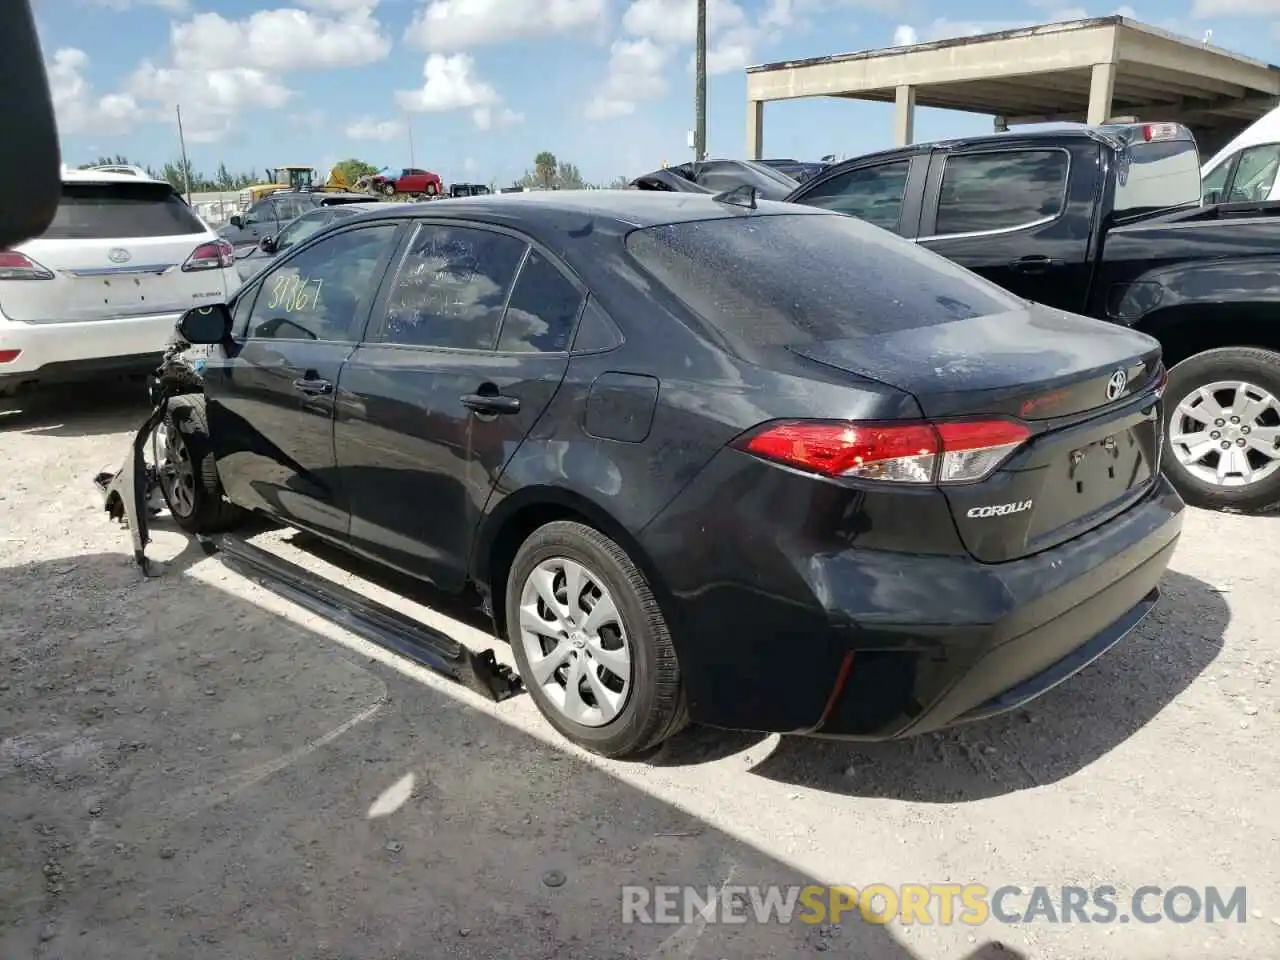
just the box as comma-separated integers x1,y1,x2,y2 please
164,190,1184,759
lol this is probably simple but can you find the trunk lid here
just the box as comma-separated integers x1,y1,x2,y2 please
2,179,227,324
789,305,1164,563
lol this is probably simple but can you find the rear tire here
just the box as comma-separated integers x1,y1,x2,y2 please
158,395,245,534
1163,346,1280,513
505,520,686,759
424,183,439,197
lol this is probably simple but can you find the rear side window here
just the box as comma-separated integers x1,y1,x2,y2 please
43,182,207,239
934,150,1069,235
625,213,1020,354
794,161,910,232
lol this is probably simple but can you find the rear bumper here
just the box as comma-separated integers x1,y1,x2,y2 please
641,470,1184,740
0,312,182,387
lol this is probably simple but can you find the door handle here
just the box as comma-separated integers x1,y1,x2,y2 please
460,393,520,415
292,377,332,395
1009,256,1065,274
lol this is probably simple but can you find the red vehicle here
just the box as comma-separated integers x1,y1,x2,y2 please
370,167,442,197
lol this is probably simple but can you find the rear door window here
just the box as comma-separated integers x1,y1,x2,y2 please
625,212,1020,357
496,250,584,353
377,224,528,350
933,150,1069,235
42,181,207,239
793,161,911,232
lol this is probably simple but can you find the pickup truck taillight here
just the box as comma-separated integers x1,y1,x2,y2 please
182,239,235,271
0,251,54,280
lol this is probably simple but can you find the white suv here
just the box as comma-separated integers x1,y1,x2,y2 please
0,169,240,397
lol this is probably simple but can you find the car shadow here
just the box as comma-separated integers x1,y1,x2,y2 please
750,569,1227,802
0,380,152,438
0,550,1021,960
278,527,774,765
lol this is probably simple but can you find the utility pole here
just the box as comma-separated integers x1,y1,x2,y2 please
175,104,192,204
695,0,707,162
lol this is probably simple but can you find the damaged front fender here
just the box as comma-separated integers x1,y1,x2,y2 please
94,400,170,577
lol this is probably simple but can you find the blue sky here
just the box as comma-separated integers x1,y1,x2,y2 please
34,0,1278,187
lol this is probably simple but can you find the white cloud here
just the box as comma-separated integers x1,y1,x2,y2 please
170,7,391,73
123,62,292,142
46,48,141,136
395,53,501,118
345,116,405,140
892,24,919,45
622,0,748,44
91,4,389,143
586,38,670,120
1192,0,1280,14
472,106,525,130
405,0,607,51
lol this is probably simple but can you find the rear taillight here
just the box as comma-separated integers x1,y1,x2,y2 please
736,418,1032,484
0,349,21,363
182,239,235,271
0,251,54,280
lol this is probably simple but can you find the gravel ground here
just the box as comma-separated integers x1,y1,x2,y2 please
1,387,1277,960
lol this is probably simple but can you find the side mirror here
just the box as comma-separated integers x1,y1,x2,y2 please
178,304,232,345
229,214,244,228
259,235,276,253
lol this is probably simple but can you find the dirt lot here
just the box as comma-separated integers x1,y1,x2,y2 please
1,388,1277,960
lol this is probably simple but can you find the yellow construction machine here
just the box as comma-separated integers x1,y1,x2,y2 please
237,165,353,209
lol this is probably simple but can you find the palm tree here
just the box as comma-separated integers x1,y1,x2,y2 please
534,151,557,189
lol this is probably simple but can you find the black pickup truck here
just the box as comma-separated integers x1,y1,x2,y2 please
784,122,1280,513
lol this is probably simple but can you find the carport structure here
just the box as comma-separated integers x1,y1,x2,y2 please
745,16,1280,158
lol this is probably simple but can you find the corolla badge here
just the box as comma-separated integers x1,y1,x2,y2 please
107,248,131,263
1105,369,1128,401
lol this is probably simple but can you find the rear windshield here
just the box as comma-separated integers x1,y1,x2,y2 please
624,212,1021,352
44,181,207,239
1113,139,1201,216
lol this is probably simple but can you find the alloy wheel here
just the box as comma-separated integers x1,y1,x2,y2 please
158,423,197,517
518,557,633,727
1170,379,1280,487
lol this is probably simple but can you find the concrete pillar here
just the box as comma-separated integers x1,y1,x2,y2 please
1087,62,1117,125
894,85,916,146
747,100,763,159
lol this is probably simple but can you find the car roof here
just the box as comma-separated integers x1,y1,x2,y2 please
61,167,170,186
339,189,833,230
820,122,1196,169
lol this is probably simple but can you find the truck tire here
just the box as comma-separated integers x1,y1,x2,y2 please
381,182,396,197
1163,346,1280,513
158,395,245,534
505,520,687,759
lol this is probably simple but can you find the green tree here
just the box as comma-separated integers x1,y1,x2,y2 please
215,162,235,191
333,158,378,188
534,151,557,188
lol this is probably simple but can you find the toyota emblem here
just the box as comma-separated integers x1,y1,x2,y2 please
107,248,131,263
1105,369,1128,401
